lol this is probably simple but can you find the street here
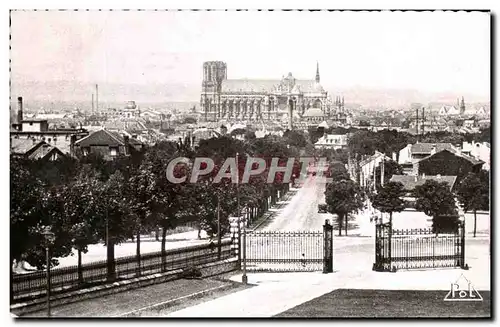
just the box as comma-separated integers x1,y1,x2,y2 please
262,175,329,231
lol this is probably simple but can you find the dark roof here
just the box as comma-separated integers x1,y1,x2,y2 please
75,129,143,147
21,119,48,123
390,175,457,191
419,149,484,166
411,142,454,154
28,144,66,160
10,138,38,154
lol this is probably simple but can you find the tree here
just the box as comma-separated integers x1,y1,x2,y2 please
414,180,458,233
126,160,159,276
370,181,406,228
283,129,308,148
457,172,490,237
100,171,135,280
325,179,365,236
58,166,103,283
374,160,403,189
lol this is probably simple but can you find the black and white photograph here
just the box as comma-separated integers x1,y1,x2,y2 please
8,7,492,319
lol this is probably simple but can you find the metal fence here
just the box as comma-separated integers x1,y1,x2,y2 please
373,222,466,272
12,239,233,301
245,230,325,272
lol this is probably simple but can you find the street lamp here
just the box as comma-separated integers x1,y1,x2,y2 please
41,227,56,317
242,212,248,285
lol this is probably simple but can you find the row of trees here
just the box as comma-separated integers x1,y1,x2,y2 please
10,134,303,280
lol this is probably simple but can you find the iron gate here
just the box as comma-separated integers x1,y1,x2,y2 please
373,221,467,272
245,220,333,272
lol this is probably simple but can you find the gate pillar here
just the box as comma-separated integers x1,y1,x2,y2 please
323,219,333,273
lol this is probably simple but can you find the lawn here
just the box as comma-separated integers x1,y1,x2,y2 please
276,289,491,318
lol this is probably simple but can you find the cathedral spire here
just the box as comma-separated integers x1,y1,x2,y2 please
315,61,320,83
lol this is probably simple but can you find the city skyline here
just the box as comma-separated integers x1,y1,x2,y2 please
10,10,490,104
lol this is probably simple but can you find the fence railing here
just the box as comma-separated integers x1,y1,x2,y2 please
246,230,325,272
373,222,466,272
12,239,233,301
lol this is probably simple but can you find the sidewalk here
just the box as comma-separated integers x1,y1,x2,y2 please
165,239,490,318
166,264,490,318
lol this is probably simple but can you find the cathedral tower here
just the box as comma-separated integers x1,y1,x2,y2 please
315,61,320,83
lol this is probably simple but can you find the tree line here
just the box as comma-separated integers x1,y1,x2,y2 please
10,133,304,281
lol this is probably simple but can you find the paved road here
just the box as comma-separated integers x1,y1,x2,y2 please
262,176,329,231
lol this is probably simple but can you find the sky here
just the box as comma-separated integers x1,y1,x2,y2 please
10,10,491,102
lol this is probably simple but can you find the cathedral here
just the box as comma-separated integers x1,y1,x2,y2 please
199,61,346,125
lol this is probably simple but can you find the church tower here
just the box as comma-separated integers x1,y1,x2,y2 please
315,61,320,83
201,61,227,121
460,96,466,114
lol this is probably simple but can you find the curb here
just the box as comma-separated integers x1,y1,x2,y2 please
12,257,239,316
116,283,238,317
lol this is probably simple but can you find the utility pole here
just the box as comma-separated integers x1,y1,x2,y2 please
381,157,385,187
217,195,221,260
421,107,425,136
95,84,99,112
416,107,419,141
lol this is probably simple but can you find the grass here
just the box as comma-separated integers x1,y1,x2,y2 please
276,289,491,318
20,278,230,317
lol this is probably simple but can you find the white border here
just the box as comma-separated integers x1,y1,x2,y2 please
2,0,497,326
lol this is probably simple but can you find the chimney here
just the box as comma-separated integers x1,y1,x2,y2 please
123,135,130,155
437,174,441,179
392,152,397,161
70,135,76,157
17,97,23,125
288,98,293,130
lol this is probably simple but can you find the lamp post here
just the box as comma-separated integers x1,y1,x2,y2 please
242,212,248,284
41,227,55,317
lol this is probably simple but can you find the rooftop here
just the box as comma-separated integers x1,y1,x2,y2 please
390,174,457,191
411,142,455,154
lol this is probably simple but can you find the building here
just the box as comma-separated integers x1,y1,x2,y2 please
390,174,457,201
10,138,66,162
398,143,458,165
10,97,89,156
358,151,393,189
414,149,483,186
314,134,348,150
199,61,346,126
74,129,145,160
438,97,466,117
462,141,490,171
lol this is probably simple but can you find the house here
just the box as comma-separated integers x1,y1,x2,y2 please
477,119,490,129
414,149,484,186
11,97,89,156
398,143,457,165
462,119,475,129
358,151,392,189
314,134,348,150
390,174,457,203
10,138,66,162
462,141,490,171
74,129,145,160
438,106,460,116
